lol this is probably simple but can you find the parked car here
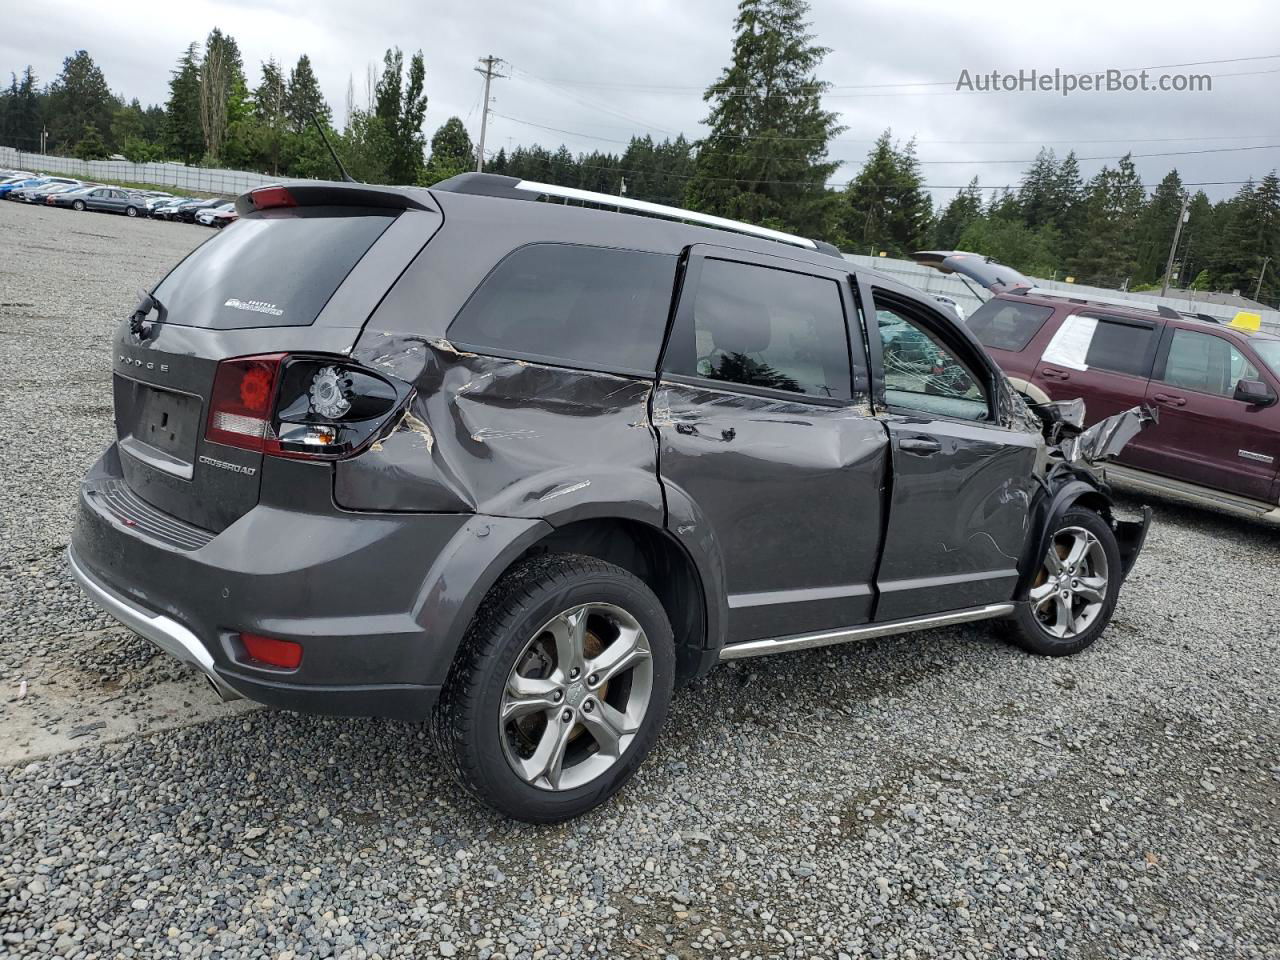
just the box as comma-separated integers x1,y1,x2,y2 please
174,197,225,223
48,185,143,214
915,250,1280,522
70,177,1152,822
46,186,99,210
12,181,82,203
0,176,73,197
195,201,236,226
149,196,189,219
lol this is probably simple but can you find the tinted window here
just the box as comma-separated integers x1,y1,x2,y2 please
153,209,394,329
967,298,1054,351
1162,329,1258,396
668,258,852,399
876,300,988,421
448,244,677,373
1084,317,1158,377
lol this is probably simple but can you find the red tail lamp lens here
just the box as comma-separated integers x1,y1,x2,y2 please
206,354,284,452
249,186,296,210
240,633,303,669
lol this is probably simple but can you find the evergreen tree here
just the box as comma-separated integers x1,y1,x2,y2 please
1068,154,1145,286
73,122,108,160
372,48,428,183
1,67,42,149
1018,148,1060,229
488,146,508,175
840,130,932,256
253,58,288,174
420,116,473,184
685,0,843,238
1133,170,1184,284
164,44,204,163
1050,151,1085,260
934,177,983,249
47,51,117,152
286,55,330,133
198,28,247,163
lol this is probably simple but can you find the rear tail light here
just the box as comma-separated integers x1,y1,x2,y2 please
248,185,296,210
239,633,303,669
205,354,408,460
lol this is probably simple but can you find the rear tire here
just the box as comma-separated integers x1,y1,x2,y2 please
1000,506,1122,656
432,554,674,822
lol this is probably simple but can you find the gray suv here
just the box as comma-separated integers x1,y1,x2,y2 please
71,175,1152,821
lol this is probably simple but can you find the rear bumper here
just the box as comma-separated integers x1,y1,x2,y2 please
71,444,546,720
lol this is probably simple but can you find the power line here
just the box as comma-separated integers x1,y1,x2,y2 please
483,146,1259,193
490,112,1280,168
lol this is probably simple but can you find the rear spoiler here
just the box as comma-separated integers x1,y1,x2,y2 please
235,181,438,217
911,250,1033,294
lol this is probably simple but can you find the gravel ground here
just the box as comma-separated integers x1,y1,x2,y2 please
1,199,1278,959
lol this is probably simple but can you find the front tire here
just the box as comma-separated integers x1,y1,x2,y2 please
1001,506,1122,656
432,554,674,822
72,199,85,211
126,205,138,217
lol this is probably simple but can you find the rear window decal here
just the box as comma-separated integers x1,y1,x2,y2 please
223,298,284,317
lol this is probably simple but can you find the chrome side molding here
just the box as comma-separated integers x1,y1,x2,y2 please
719,603,1015,661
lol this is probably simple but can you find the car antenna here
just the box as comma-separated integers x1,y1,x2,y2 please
311,114,357,183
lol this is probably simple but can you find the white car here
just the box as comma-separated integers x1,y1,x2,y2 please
195,201,235,226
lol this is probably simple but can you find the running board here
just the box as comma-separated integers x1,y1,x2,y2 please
1105,465,1280,524
719,603,1015,661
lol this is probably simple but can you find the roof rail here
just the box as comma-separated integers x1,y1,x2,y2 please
512,180,818,251
1025,286,1180,318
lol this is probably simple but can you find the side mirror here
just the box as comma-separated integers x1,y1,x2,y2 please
1234,378,1276,406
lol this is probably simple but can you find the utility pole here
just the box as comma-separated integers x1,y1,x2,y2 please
473,55,505,173
1160,192,1191,298
1255,256,1271,302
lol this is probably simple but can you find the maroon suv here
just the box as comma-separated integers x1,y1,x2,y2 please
915,251,1280,522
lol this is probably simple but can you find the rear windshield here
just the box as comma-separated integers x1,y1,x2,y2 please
153,208,394,329
967,298,1055,351
447,243,678,374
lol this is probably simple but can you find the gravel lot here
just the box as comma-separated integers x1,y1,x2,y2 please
1,199,1278,959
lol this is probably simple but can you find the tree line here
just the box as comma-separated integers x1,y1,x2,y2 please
1,0,1276,303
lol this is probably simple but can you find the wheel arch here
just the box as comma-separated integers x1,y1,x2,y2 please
1008,376,1052,406
1014,479,1114,598
510,517,717,686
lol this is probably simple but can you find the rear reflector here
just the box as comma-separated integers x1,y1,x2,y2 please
205,354,284,452
249,186,297,210
240,633,303,669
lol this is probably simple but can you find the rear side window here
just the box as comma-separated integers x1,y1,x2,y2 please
153,209,394,329
666,258,853,400
967,298,1054,351
1084,317,1159,377
448,244,678,374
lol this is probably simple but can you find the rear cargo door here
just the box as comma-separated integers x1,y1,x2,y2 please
113,199,441,532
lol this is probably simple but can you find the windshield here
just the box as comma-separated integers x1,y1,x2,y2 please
1252,340,1280,377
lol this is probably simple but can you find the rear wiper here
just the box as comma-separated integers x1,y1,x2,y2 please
130,289,165,337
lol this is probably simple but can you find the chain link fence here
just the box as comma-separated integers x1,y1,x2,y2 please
0,145,287,196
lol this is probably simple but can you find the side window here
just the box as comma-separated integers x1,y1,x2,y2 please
875,298,989,421
667,258,853,400
448,244,678,374
1162,329,1258,396
1082,317,1158,377
966,298,1055,352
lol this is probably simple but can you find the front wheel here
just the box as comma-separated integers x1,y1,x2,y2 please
72,199,85,211
432,554,674,822
125,205,138,217
1000,506,1122,656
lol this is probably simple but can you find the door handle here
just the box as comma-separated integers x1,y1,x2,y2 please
1041,367,1070,381
1152,393,1186,407
899,436,941,454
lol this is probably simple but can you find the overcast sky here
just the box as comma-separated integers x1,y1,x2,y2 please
4,0,1278,204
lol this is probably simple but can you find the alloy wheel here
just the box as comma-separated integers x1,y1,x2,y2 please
1029,526,1109,639
500,602,653,791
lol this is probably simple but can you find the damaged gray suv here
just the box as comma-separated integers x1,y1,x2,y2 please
71,174,1152,821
